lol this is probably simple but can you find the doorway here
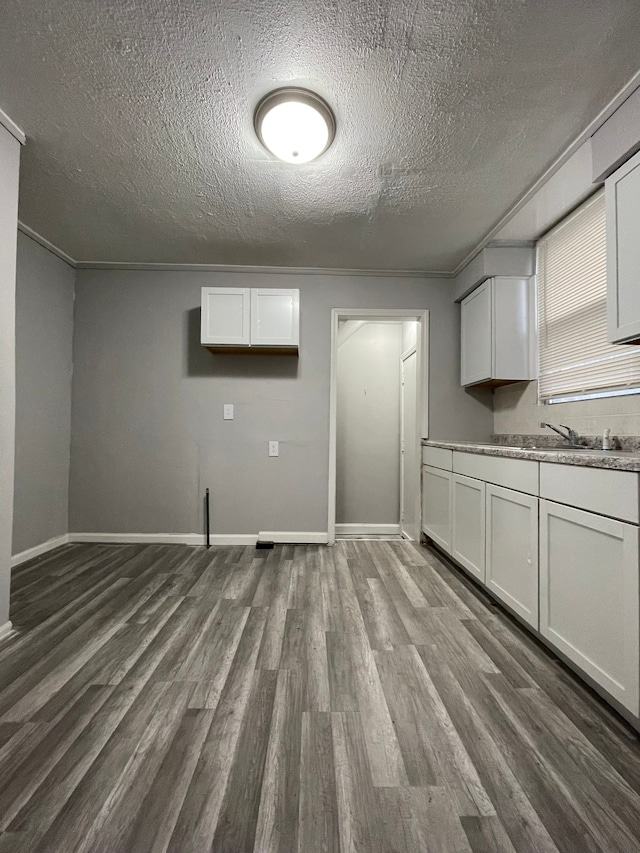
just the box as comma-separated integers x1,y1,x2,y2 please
328,309,429,545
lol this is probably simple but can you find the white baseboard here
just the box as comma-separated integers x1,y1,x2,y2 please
14,531,328,554
11,533,70,568
206,535,258,546
258,531,329,544
68,532,257,547
335,524,400,536
0,621,14,643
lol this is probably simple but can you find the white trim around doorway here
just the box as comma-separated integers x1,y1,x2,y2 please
328,308,429,545
400,344,418,541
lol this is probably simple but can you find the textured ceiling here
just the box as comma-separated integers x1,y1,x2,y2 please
1,0,640,271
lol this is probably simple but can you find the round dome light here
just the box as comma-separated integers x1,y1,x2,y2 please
254,88,335,164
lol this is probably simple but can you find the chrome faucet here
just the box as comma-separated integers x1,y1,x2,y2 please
540,422,581,444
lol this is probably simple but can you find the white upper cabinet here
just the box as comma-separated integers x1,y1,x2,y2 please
250,289,300,347
201,287,251,346
460,277,534,387
460,282,492,385
201,287,299,350
606,149,640,344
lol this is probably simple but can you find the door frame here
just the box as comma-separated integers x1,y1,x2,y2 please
400,344,418,540
328,309,429,545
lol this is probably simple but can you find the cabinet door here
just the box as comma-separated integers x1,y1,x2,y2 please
540,500,639,715
422,465,452,553
485,484,538,628
607,151,640,344
460,282,492,386
201,287,250,345
452,474,485,582
492,277,534,381
251,289,299,346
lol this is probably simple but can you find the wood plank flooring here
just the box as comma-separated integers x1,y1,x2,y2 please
1,540,640,851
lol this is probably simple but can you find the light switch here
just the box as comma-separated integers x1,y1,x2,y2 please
268,440,279,457
223,404,234,420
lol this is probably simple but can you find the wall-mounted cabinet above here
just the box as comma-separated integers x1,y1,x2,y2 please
607,150,640,345
201,287,300,352
460,277,535,387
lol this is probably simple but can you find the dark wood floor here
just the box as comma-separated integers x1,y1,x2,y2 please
1,542,640,852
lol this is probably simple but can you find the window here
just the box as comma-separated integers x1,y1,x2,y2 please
537,191,640,402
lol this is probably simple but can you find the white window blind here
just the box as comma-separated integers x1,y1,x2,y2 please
537,191,640,401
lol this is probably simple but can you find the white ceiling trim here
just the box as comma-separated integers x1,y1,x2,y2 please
17,222,453,276
17,224,457,279
72,260,452,278
451,67,640,278
0,106,25,145
18,222,76,267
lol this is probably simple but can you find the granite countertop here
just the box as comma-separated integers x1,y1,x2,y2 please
422,439,640,472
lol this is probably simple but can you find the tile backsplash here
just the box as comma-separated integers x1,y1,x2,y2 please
493,380,640,439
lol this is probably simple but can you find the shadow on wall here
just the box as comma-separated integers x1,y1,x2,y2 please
184,308,299,379
465,385,496,407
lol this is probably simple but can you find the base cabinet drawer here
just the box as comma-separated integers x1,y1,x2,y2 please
540,500,640,715
539,463,639,523
453,451,538,495
485,484,539,628
452,474,485,582
422,465,452,553
422,446,453,471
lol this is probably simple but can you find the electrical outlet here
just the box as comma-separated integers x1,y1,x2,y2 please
268,440,279,457
223,404,234,420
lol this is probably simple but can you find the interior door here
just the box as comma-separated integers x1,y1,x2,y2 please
400,348,419,540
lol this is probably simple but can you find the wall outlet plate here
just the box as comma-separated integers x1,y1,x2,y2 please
223,404,234,420
268,440,279,457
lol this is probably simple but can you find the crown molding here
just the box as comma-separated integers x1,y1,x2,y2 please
73,260,453,278
15,223,452,278
0,106,25,145
18,222,77,267
451,67,640,278
486,239,535,249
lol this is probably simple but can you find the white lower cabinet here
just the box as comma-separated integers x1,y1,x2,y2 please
539,500,640,715
485,484,539,629
421,444,640,722
421,465,452,553
452,474,485,582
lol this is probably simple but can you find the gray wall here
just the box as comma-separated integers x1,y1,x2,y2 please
0,125,20,627
12,233,75,555
336,323,402,525
69,270,493,536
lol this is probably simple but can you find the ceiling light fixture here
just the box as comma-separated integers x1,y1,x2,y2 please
254,88,336,164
